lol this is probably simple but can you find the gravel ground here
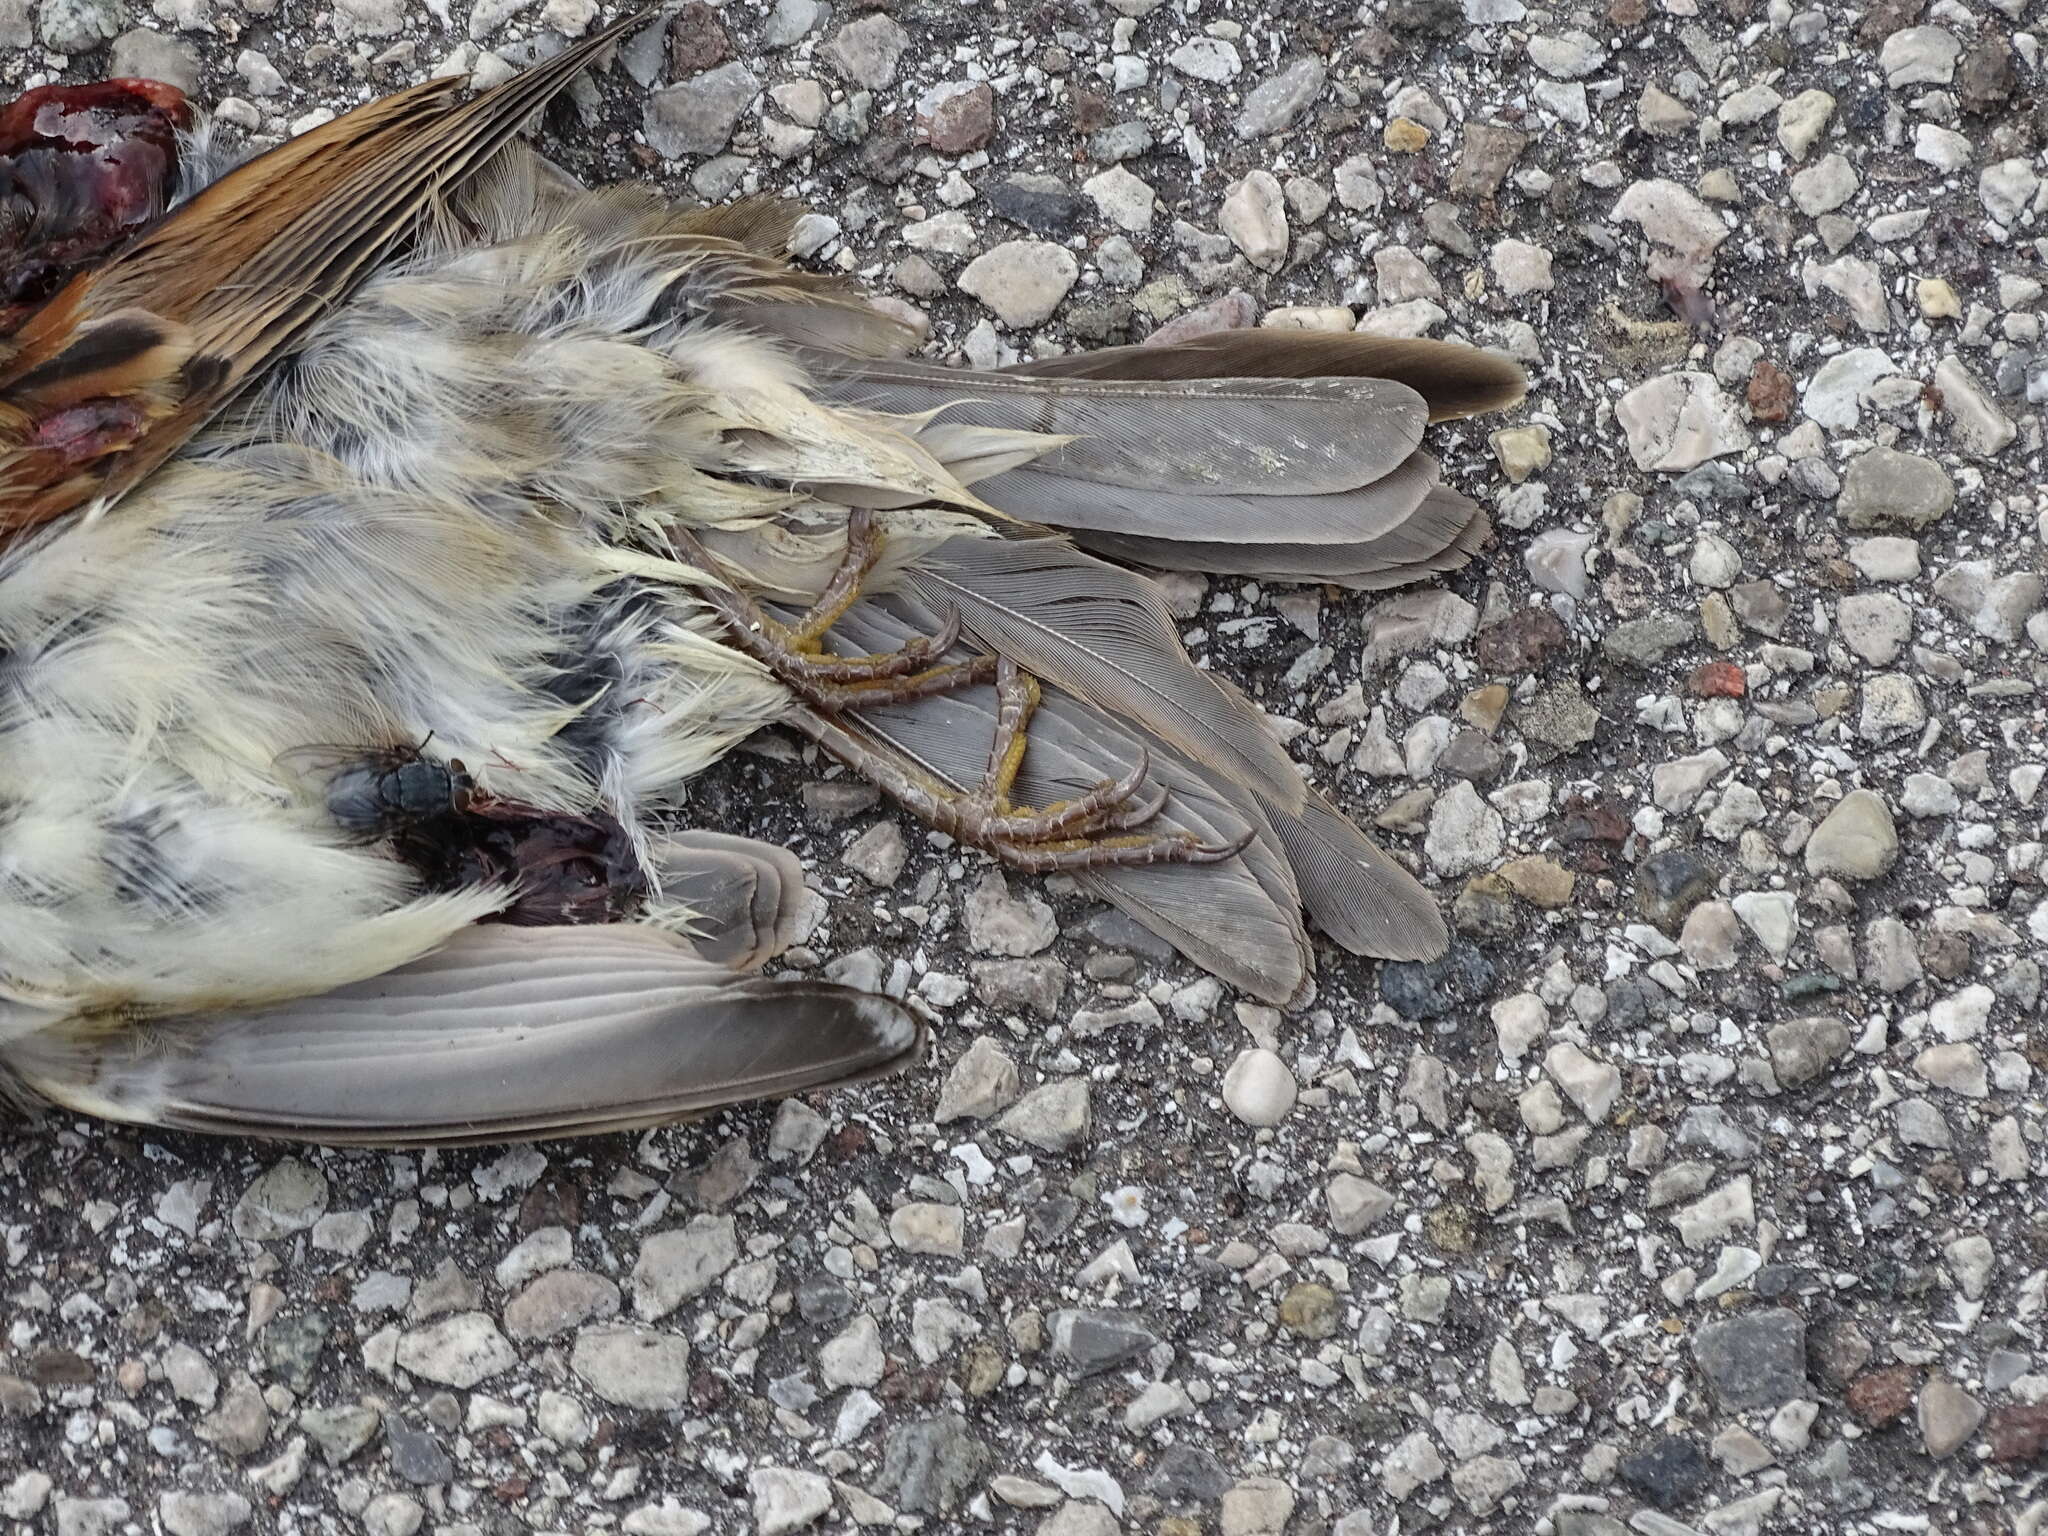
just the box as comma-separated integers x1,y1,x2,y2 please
4,0,2047,1533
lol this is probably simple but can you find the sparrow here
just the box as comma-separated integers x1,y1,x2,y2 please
0,12,1525,1145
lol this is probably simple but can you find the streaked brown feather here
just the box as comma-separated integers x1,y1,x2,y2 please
0,8,656,537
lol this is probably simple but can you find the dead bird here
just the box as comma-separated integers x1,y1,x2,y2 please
0,13,1525,1145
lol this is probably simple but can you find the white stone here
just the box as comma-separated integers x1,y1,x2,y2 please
1617,373,1750,471
1221,1049,1297,1127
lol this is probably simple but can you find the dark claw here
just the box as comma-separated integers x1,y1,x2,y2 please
898,604,963,668
1045,779,1171,841
1180,826,1258,865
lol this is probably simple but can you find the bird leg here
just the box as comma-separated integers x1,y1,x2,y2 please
679,513,1248,872
785,659,1254,875
676,509,997,711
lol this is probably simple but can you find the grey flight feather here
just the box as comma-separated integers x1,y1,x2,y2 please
894,535,1309,812
649,830,807,970
821,597,1448,972
821,601,1314,1003
810,356,1430,497
3,927,923,1148
1072,487,1491,588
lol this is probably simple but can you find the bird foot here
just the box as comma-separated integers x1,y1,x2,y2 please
678,511,1247,874
679,508,997,710
788,658,1253,875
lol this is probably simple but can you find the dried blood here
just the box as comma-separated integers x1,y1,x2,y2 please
393,799,649,927
32,396,146,462
0,79,190,328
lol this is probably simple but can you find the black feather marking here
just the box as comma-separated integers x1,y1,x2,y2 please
8,313,176,396
180,352,232,394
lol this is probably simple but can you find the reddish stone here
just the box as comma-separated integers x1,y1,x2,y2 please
667,2,731,74
1747,359,1795,423
519,1176,583,1235
1988,1403,2048,1463
829,1123,870,1160
1476,606,1570,673
1070,86,1109,134
690,1367,725,1411
1856,0,1922,45
1145,290,1258,346
1846,1366,1915,1427
1689,661,1746,697
917,81,995,155
1558,795,1629,846
1608,0,1647,23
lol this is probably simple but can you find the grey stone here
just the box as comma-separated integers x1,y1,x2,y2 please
935,1036,1021,1123
299,1404,381,1467
53,1500,130,1536
164,1343,219,1409
37,0,118,52
1050,1308,1160,1375
1694,1309,1807,1409
110,26,200,89
1858,675,1926,744
644,63,759,159
970,958,1067,1017
1838,448,1954,529
1090,120,1154,163
1235,57,1325,138
822,13,908,87
820,1313,884,1388
1790,154,1860,217
261,1311,330,1395
995,1077,1091,1151
1881,25,1961,87
504,1269,620,1341
385,1418,453,1485
1327,1174,1396,1235
1896,1096,1953,1148
159,1492,253,1536
1529,29,1603,76
1219,170,1289,272
1838,593,1911,666
1806,791,1898,880
750,1468,833,1536
986,175,1086,237
761,0,823,48
958,241,1079,329
196,1375,270,1457
1617,373,1750,471
571,1324,691,1409
409,1257,483,1321
1768,1018,1851,1087
1919,1377,1983,1458
1934,355,2016,457
395,1314,515,1388
1425,779,1505,876
233,1159,330,1240
1221,1049,1297,1127
842,822,905,886
1603,616,1695,667
1612,179,1727,270
1082,165,1155,233
1167,36,1241,81
634,1216,738,1320
880,1412,989,1515
962,871,1057,955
